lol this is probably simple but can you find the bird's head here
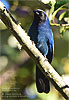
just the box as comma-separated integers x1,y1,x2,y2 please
33,9,47,22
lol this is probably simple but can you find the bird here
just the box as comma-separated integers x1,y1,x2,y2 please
28,9,54,93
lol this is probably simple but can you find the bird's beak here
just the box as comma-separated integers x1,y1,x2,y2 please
33,10,39,15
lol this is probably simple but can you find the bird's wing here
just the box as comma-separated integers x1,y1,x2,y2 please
28,23,38,44
37,36,49,56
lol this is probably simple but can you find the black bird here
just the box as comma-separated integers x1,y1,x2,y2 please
28,9,54,93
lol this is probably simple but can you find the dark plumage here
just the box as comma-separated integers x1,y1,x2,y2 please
28,9,54,93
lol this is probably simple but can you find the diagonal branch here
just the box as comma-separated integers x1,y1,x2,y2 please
0,1,69,99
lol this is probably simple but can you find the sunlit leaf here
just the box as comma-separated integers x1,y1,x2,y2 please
59,11,67,21
64,17,69,23
40,0,56,4
52,3,68,22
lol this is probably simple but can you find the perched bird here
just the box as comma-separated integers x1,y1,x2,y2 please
28,9,54,93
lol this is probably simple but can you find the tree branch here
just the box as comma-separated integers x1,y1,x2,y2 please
0,1,69,99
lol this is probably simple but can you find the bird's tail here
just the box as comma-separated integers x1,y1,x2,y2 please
36,65,50,93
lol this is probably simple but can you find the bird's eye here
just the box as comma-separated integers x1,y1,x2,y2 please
39,11,42,16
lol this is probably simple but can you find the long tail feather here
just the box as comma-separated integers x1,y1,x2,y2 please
36,65,50,93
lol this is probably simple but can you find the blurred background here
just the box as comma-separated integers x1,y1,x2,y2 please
0,0,69,100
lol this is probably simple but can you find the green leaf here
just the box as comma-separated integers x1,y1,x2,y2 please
59,11,67,21
52,3,68,22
